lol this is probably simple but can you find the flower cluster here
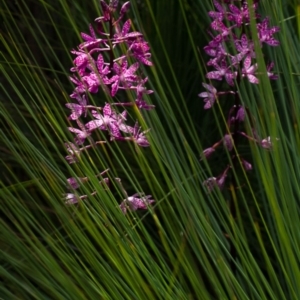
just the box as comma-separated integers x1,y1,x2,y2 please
199,0,280,191
64,0,154,213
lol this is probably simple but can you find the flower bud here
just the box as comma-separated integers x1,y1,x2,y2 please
223,134,234,151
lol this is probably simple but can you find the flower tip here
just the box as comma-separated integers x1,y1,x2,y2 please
200,147,215,160
241,159,252,171
261,136,279,149
223,134,234,151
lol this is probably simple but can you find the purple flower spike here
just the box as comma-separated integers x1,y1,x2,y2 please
109,61,139,96
63,0,154,213
199,0,281,226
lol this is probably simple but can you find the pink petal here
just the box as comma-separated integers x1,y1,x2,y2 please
204,98,215,109
81,32,94,42
68,127,81,134
229,4,240,15
122,19,131,35
103,103,112,117
135,55,153,66
247,74,259,84
97,54,104,69
198,92,209,98
85,120,104,130
90,110,101,119
214,0,225,13
202,82,217,94
243,56,251,69
204,46,217,57
120,1,130,15
111,81,119,96
126,62,139,75
206,71,222,80
241,34,248,49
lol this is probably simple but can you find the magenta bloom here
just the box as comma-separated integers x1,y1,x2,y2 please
68,122,91,145
85,103,121,134
65,94,88,120
67,178,81,190
208,0,226,21
198,83,218,109
206,59,237,86
257,17,280,47
241,56,259,84
120,194,155,214
109,61,140,96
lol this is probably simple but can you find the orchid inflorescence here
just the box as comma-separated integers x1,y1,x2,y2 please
199,0,280,191
63,0,154,213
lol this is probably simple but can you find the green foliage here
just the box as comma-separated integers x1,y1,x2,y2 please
1,0,300,299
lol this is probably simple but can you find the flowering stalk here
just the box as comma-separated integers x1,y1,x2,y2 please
199,0,280,269
63,0,155,214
